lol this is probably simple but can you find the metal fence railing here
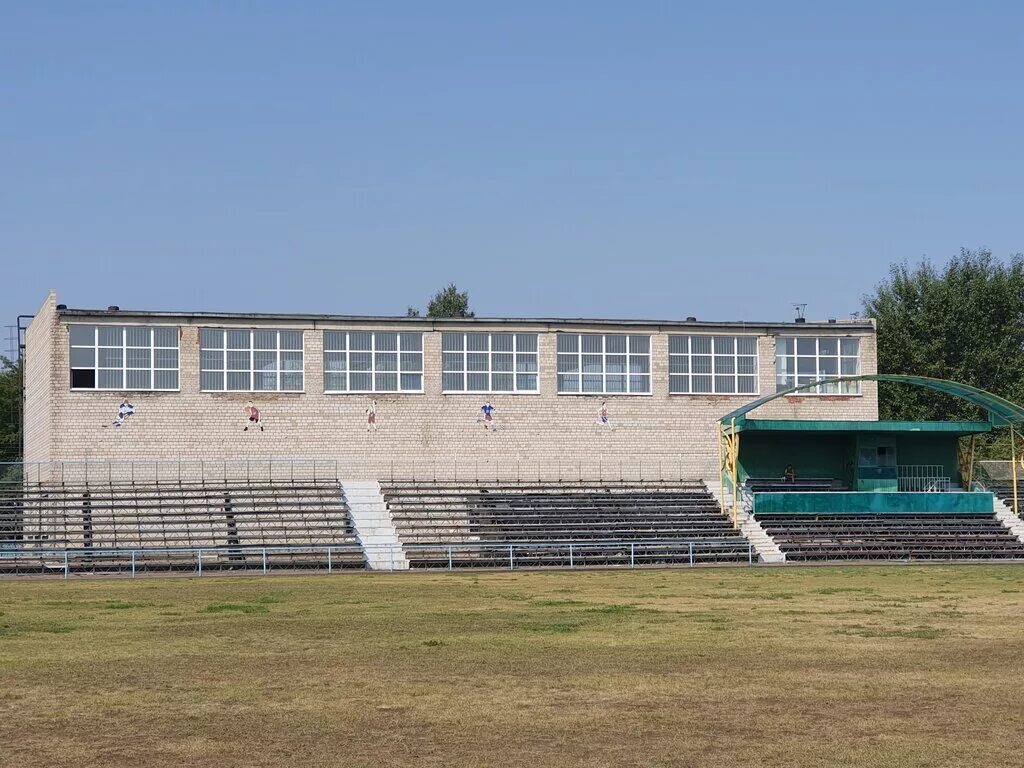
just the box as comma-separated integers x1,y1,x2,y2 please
896,464,944,480
2,459,345,486
897,465,951,492
0,458,708,487
0,539,756,579
977,460,1021,485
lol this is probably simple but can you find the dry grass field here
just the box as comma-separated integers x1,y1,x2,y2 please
2,565,1024,767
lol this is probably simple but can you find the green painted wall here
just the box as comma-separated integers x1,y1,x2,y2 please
754,491,994,515
888,433,960,478
738,431,962,488
738,433,855,484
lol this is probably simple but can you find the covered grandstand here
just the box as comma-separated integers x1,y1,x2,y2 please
717,374,1024,563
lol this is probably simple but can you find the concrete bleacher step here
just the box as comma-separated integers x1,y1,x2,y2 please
992,496,1024,545
342,480,409,570
702,479,784,563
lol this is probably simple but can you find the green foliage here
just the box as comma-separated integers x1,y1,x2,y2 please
0,356,21,465
426,283,474,318
863,249,1024,457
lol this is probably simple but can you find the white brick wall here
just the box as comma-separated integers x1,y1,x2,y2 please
23,299,878,481
23,292,58,475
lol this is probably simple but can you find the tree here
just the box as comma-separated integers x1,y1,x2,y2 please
426,283,474,318
863,249,1024,444
0,355,21,466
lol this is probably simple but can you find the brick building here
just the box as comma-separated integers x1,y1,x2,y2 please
23,292,878,482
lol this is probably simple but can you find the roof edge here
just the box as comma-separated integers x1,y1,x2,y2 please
737,419,993,434
55,307,876,332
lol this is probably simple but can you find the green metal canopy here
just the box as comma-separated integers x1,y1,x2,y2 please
719,374,1024,429
732,419,992,435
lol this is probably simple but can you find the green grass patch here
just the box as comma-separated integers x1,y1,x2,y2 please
834,624,948,639
521,621,582,634
583,603,647,615
0,619,77,636
199,603,270,615
104,601,149,610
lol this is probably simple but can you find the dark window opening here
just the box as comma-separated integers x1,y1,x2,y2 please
71,369,96,389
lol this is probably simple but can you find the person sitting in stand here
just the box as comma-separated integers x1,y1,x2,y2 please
783,464,797,483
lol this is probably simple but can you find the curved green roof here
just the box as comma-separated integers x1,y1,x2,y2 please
720,374,1024,427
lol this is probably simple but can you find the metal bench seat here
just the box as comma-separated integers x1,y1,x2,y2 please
396,515,734,527
397,529,742,543
382,479,751,569
400,539,753,568
3,478,366,573
745,478,842,493
756,510,1024,560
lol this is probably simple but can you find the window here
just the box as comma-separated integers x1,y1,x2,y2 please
556,333,650,394
859,445,896,469
441,332,538,392
324,331,423,392
69,325,179,390
776,336,860,394
200,329,304,392
669,336,758,394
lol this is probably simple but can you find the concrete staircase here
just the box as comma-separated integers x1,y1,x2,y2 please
992,495,1024,546
341,480,409,570
704,479,785,564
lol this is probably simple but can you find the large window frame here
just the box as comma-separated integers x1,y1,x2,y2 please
669,335,759,395
441,332,539,393
200,329,305,392
69,324,179,391
556,333,651,395
776,336,861,395
323,331,424,393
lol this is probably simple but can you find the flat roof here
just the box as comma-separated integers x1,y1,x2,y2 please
55,306,875,333
737,419,992,435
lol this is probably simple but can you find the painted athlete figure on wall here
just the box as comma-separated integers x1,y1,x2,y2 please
243,401,263,432
110,399,135,427
478,400,496,430
366,399,378,432
597,401,612,430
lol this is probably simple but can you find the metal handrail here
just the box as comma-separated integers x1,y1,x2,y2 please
0,537,757,578
0,539,751,557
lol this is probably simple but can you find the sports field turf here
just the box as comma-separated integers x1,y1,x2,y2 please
2,565,1023,767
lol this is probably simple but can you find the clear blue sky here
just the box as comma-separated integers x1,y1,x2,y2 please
2,2,1022,340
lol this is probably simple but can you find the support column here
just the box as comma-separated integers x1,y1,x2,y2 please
1012,427,1020,518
